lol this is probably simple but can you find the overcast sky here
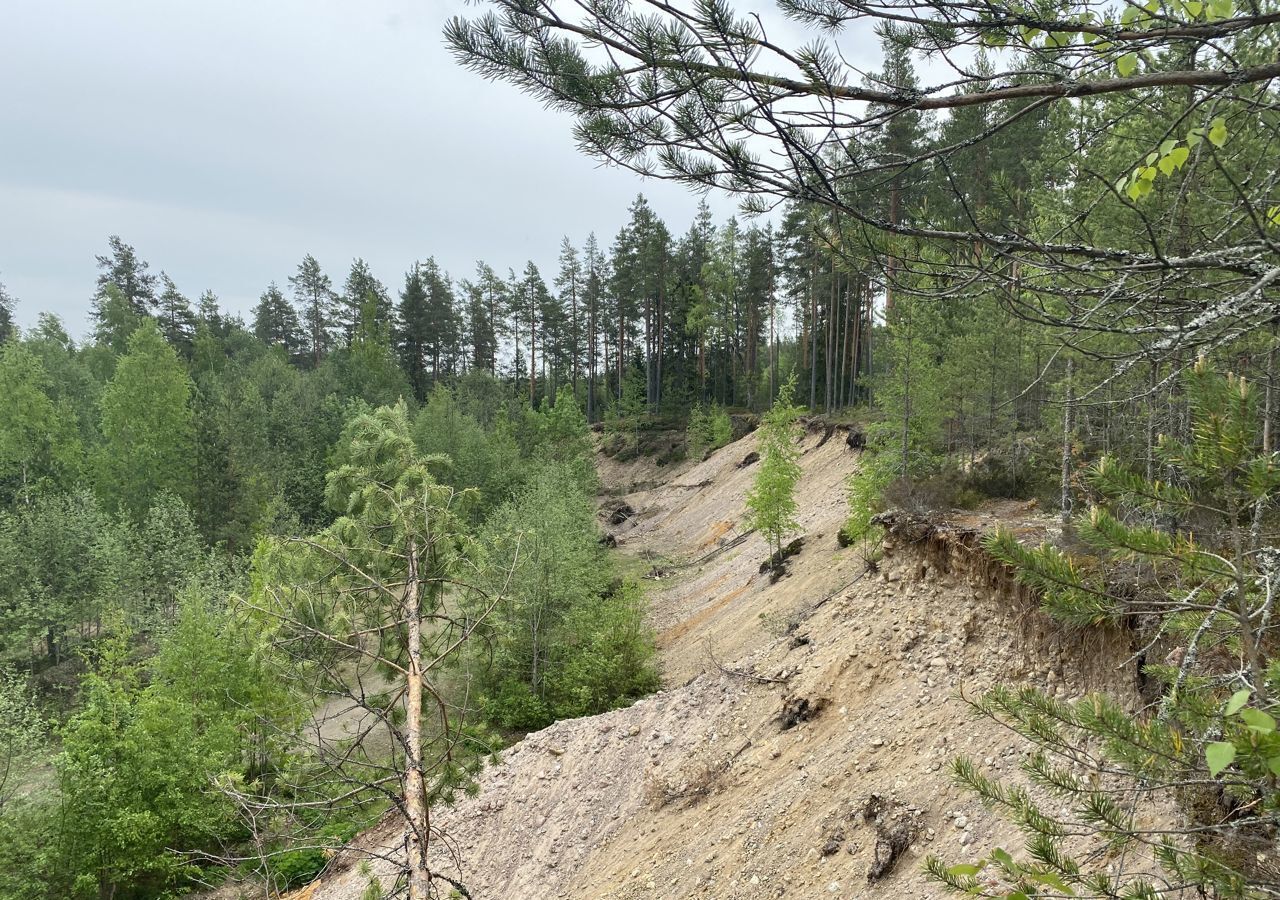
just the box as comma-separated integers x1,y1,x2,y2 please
1,0,772,335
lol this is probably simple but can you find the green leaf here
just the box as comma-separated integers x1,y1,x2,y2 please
1169,146,1190,169
991,847,1015,868
1158,156,1177,176
1225,689,1251,716
1185,0,1204,14
948,863,983,877
1187,128,1204,148
1139,166,1158,181
1240,707,1276,733
1029,872,1076,894
1159,139,1178,156
1268,755,1280,776
1207,0,1233,18
1208,118,1228,148
1127,177,1153,200
1117,53,1139,76
1206,741,1236,776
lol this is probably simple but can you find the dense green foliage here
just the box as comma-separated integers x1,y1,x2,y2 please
11,0,1280,885
0,236,669,897
746,373,803,562
473,464,658,729
685,402,733,458
929,366,1280,897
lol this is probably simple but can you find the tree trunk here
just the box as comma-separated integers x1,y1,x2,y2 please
403,538,431,900
1265,324,1277,455
529,293,537,407
808,252,818,410
587,288,597,422
1061,357,1075,524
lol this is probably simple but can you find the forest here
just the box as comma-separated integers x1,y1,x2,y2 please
4,0,1280,896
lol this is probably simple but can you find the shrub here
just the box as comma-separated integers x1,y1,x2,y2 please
686,403,733,457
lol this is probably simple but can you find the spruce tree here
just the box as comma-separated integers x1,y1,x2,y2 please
396,264,431,400
288,253,336,366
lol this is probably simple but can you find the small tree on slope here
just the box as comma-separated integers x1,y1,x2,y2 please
929,361,1280,899
246,402,506,900
747,372,803,568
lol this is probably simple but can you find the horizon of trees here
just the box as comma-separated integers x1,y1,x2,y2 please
5,190,880,424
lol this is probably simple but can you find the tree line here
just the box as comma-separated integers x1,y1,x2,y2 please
448,0,1280,896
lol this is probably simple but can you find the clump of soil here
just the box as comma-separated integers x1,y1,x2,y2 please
778,693,828,731
759,536,805,578
861,794,923,882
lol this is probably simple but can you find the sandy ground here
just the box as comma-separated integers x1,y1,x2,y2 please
288,426,1146,900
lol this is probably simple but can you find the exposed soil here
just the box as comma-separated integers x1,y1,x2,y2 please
291,429,1146,900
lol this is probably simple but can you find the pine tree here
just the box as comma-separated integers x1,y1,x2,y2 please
460,277,496,375
338,258,392,347
155,273,197,356
253,282,302,356
515,262,552,405
196,289,223,331
250,403,500,900
473,263,507,376
288,253,336,366
419,258,460,389
93,235,157,320
581,234,607,422
555,238,583,399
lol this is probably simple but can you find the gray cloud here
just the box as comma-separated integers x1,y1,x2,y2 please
1,0,750,333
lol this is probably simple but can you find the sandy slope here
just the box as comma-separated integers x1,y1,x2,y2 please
301,427,1143,900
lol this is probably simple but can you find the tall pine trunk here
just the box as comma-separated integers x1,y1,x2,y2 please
404,538,432,900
